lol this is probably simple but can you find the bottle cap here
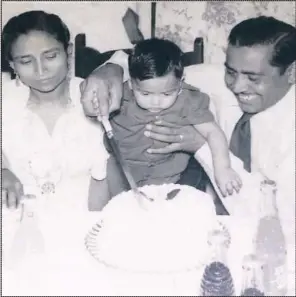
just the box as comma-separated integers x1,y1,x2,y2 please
260,179,277,192
242,254,263,270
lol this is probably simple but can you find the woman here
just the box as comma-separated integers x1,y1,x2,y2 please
2,10,108,213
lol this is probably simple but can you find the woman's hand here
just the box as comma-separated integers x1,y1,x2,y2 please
80,64,124,119
144,120,206,154
2,168,24,208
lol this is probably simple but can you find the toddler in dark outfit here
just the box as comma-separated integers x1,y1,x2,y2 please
88,38,242,210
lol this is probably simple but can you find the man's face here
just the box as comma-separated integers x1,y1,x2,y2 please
224,44,290,113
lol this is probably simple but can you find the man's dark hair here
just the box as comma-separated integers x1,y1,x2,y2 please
228,16,296,74
128,38,184,81
2,10,70,61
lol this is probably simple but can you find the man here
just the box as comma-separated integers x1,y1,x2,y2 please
80,15,295,248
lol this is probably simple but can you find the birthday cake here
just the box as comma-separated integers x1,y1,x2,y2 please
86,184,217,272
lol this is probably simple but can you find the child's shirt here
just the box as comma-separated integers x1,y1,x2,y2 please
109,81,214,186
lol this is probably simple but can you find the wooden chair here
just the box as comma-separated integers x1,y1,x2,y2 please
74,33,204,79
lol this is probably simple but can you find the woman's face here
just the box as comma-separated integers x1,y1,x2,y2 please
10,30,70,93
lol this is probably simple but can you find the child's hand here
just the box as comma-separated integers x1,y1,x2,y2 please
215,167,242,197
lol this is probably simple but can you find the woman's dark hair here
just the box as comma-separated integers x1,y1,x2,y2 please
128,38,184,81
228,16,296,74
2,10,70,61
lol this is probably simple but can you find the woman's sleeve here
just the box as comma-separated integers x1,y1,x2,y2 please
2,150,10,169
87,120,110,181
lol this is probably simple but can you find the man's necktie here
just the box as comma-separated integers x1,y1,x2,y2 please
229,113,255,172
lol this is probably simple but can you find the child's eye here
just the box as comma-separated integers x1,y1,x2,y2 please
163,92,172,96
141,92,150,96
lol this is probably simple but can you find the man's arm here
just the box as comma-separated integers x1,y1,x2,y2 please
98,50,130,82
80,51,129,117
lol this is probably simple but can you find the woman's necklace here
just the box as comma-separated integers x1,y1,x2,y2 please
26,81,72,195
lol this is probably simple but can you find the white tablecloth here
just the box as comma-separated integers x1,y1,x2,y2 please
2,183,295,296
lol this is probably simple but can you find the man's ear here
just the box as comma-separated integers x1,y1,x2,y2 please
67,42,73,57
128,79,132,90
286,61,295,84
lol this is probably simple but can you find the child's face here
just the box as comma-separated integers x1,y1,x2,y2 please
130,72,182,113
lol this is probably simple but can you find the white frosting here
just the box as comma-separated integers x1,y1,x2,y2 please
93,184,217,272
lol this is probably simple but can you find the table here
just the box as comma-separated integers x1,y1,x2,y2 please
2,191,295,296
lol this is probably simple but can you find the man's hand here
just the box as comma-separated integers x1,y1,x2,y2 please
144,120,206,154
1,168,24,208
80,64,124,119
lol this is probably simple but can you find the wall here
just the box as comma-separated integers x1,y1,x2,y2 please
155,1,296,64
2,1,295,64
2,1,152,53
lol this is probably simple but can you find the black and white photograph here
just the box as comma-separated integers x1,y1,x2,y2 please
1,1,295,296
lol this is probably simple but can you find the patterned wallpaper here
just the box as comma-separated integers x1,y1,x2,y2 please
2,1,151,53
156,1,296,64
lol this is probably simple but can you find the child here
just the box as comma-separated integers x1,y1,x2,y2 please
88,38,242,211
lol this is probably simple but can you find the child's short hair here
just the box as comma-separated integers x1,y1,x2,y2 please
128,38,184,81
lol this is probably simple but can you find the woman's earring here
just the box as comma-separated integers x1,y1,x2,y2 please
15,72,20,86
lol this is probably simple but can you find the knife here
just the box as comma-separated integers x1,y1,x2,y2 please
100,118,153,202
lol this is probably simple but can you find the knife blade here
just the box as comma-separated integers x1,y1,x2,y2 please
101,118,153,202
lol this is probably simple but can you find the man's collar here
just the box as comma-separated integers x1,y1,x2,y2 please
254,84,295,119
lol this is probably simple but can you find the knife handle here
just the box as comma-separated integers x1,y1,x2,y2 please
100,117,113,136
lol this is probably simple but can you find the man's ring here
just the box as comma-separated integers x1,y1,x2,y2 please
179,134,184,141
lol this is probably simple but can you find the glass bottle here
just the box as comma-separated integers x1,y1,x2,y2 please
255,180,287,296
240,254,265,296
200,226,235,296
7,195,45,269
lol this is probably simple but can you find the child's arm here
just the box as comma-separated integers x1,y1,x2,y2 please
88,177,111,211
194,121,242,196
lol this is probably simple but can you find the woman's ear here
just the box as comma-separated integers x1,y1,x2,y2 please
9,61,15,72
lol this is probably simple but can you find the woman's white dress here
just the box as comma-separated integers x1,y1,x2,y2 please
2,77,108,216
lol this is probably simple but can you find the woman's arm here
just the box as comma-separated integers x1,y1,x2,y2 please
2,150,10,169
